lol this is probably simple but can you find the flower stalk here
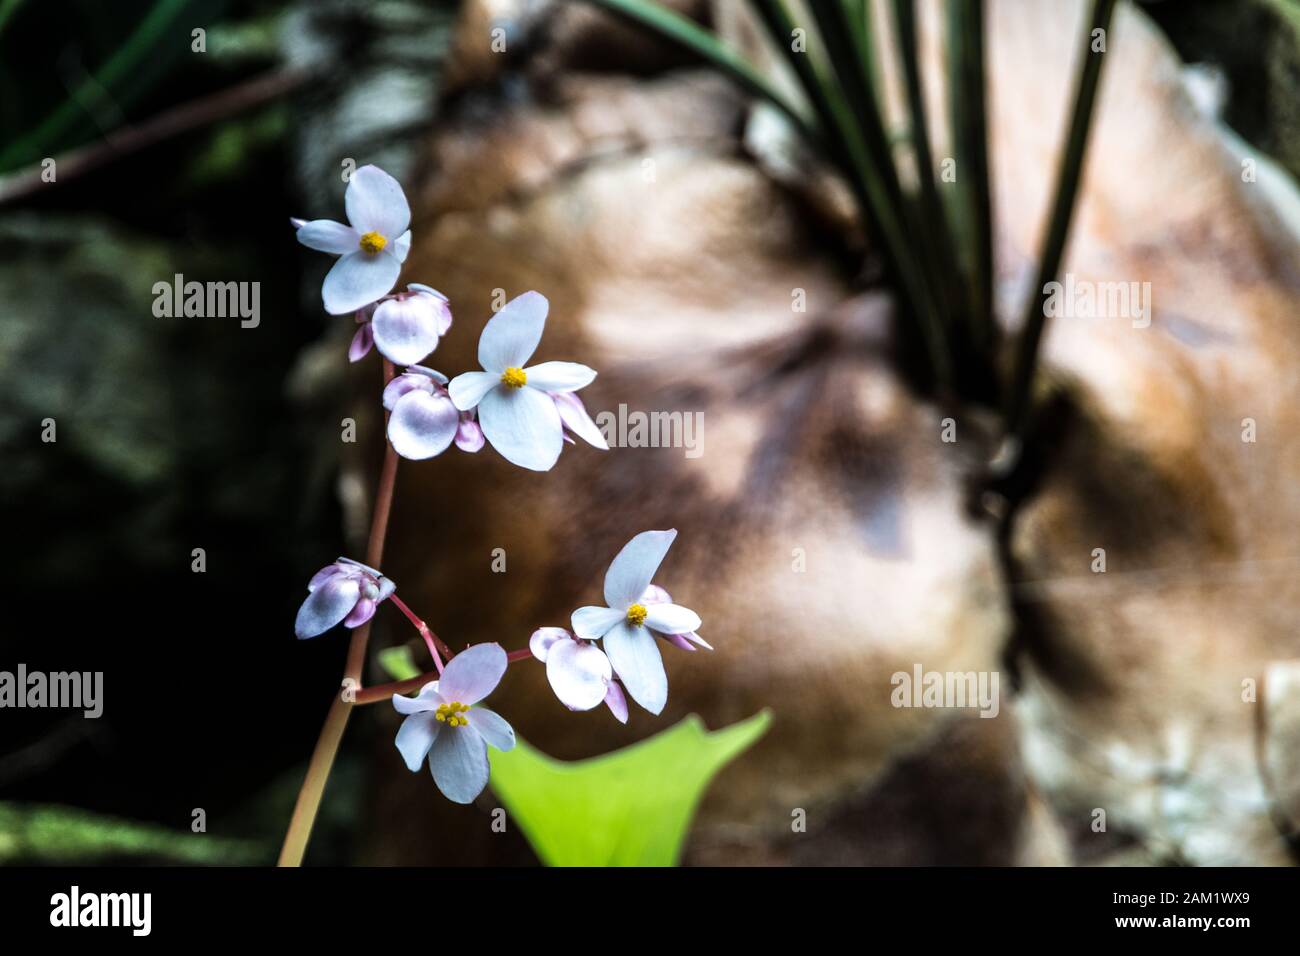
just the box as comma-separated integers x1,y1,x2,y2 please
277,362,399,868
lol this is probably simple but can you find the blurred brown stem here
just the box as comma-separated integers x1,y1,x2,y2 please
0,66,315,206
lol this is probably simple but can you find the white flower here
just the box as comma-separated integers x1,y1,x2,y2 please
382,365,487,460
392,644,515,804
570,529,703,715
293,165,413,315
448,291,601,471
529,626,628,722
295,558,395,639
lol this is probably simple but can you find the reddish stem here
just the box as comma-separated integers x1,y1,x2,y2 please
389,593,450,673
354,645,536,706
278,360,398,868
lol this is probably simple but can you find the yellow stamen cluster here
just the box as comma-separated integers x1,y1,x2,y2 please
501,367,527,388
626,603,648,627
436,701,470,727
358,231,388,254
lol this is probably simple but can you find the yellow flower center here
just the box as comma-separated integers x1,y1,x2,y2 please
358,231,388,254
500,367,527,388
626,604,648,627
435,701,470,728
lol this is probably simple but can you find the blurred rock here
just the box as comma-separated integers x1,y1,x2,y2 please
990,0,1300,864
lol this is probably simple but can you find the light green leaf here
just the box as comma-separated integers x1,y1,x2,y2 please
488,710,771,866
377,644,421,681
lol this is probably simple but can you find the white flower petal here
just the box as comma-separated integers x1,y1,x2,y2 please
643,603,701,635
387,390,460,460
395,712,441,771
392,683,443,715
478,291,548,372
294,575,361,638
523,361,596,393
603,529,678,609
571,605,625,640
381,371,432,411
547,638,613,711
392,230,411,263
321,251,401,315
344,165,410,237
438,642,507,705
429,724,490,804
552,391,609,449
371,296,442,365
467,706,515,751
528,626,572,662
478,384,563,471
448,371,499,411
603,681,629,724
602,620,668,715
296,219,359,255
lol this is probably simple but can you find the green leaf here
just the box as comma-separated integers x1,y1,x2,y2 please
377,644,422,681
488,710,771,866
1004,0,1117,437
0,802,266,865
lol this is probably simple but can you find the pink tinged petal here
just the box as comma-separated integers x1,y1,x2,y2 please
344,165,411,237
322,251,402,315
478,385,563,471
296,219,359,255
603,529,678,609
661,632,696,652
438,642,507,705
307,563,347,591
290,217,307,229
348,323,374,363
455,417,485,453
343,597,376,628
682,630,712,650
387,390,460,460
382,371,431,411
467,707,515,751
393,682,444,715
295,575,361,638
392,230,411,264
643,603,701,635
477,291,548,372
395,712,441,771
602,621,668,715
447,371,498,411
429,724,490,804
371,296,443,366
640,584,672,604
523,361,596,393
409,287,454,334
552,391,609,450
571,605,625,640
528,626,572,662
407,283,447,299
547,638,613,711
337,557,382,576
406,365,449,385
604,681,629,724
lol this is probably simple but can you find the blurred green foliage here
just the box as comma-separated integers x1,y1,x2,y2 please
377,645,422,682
0,802,267,864
488,711,771,867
